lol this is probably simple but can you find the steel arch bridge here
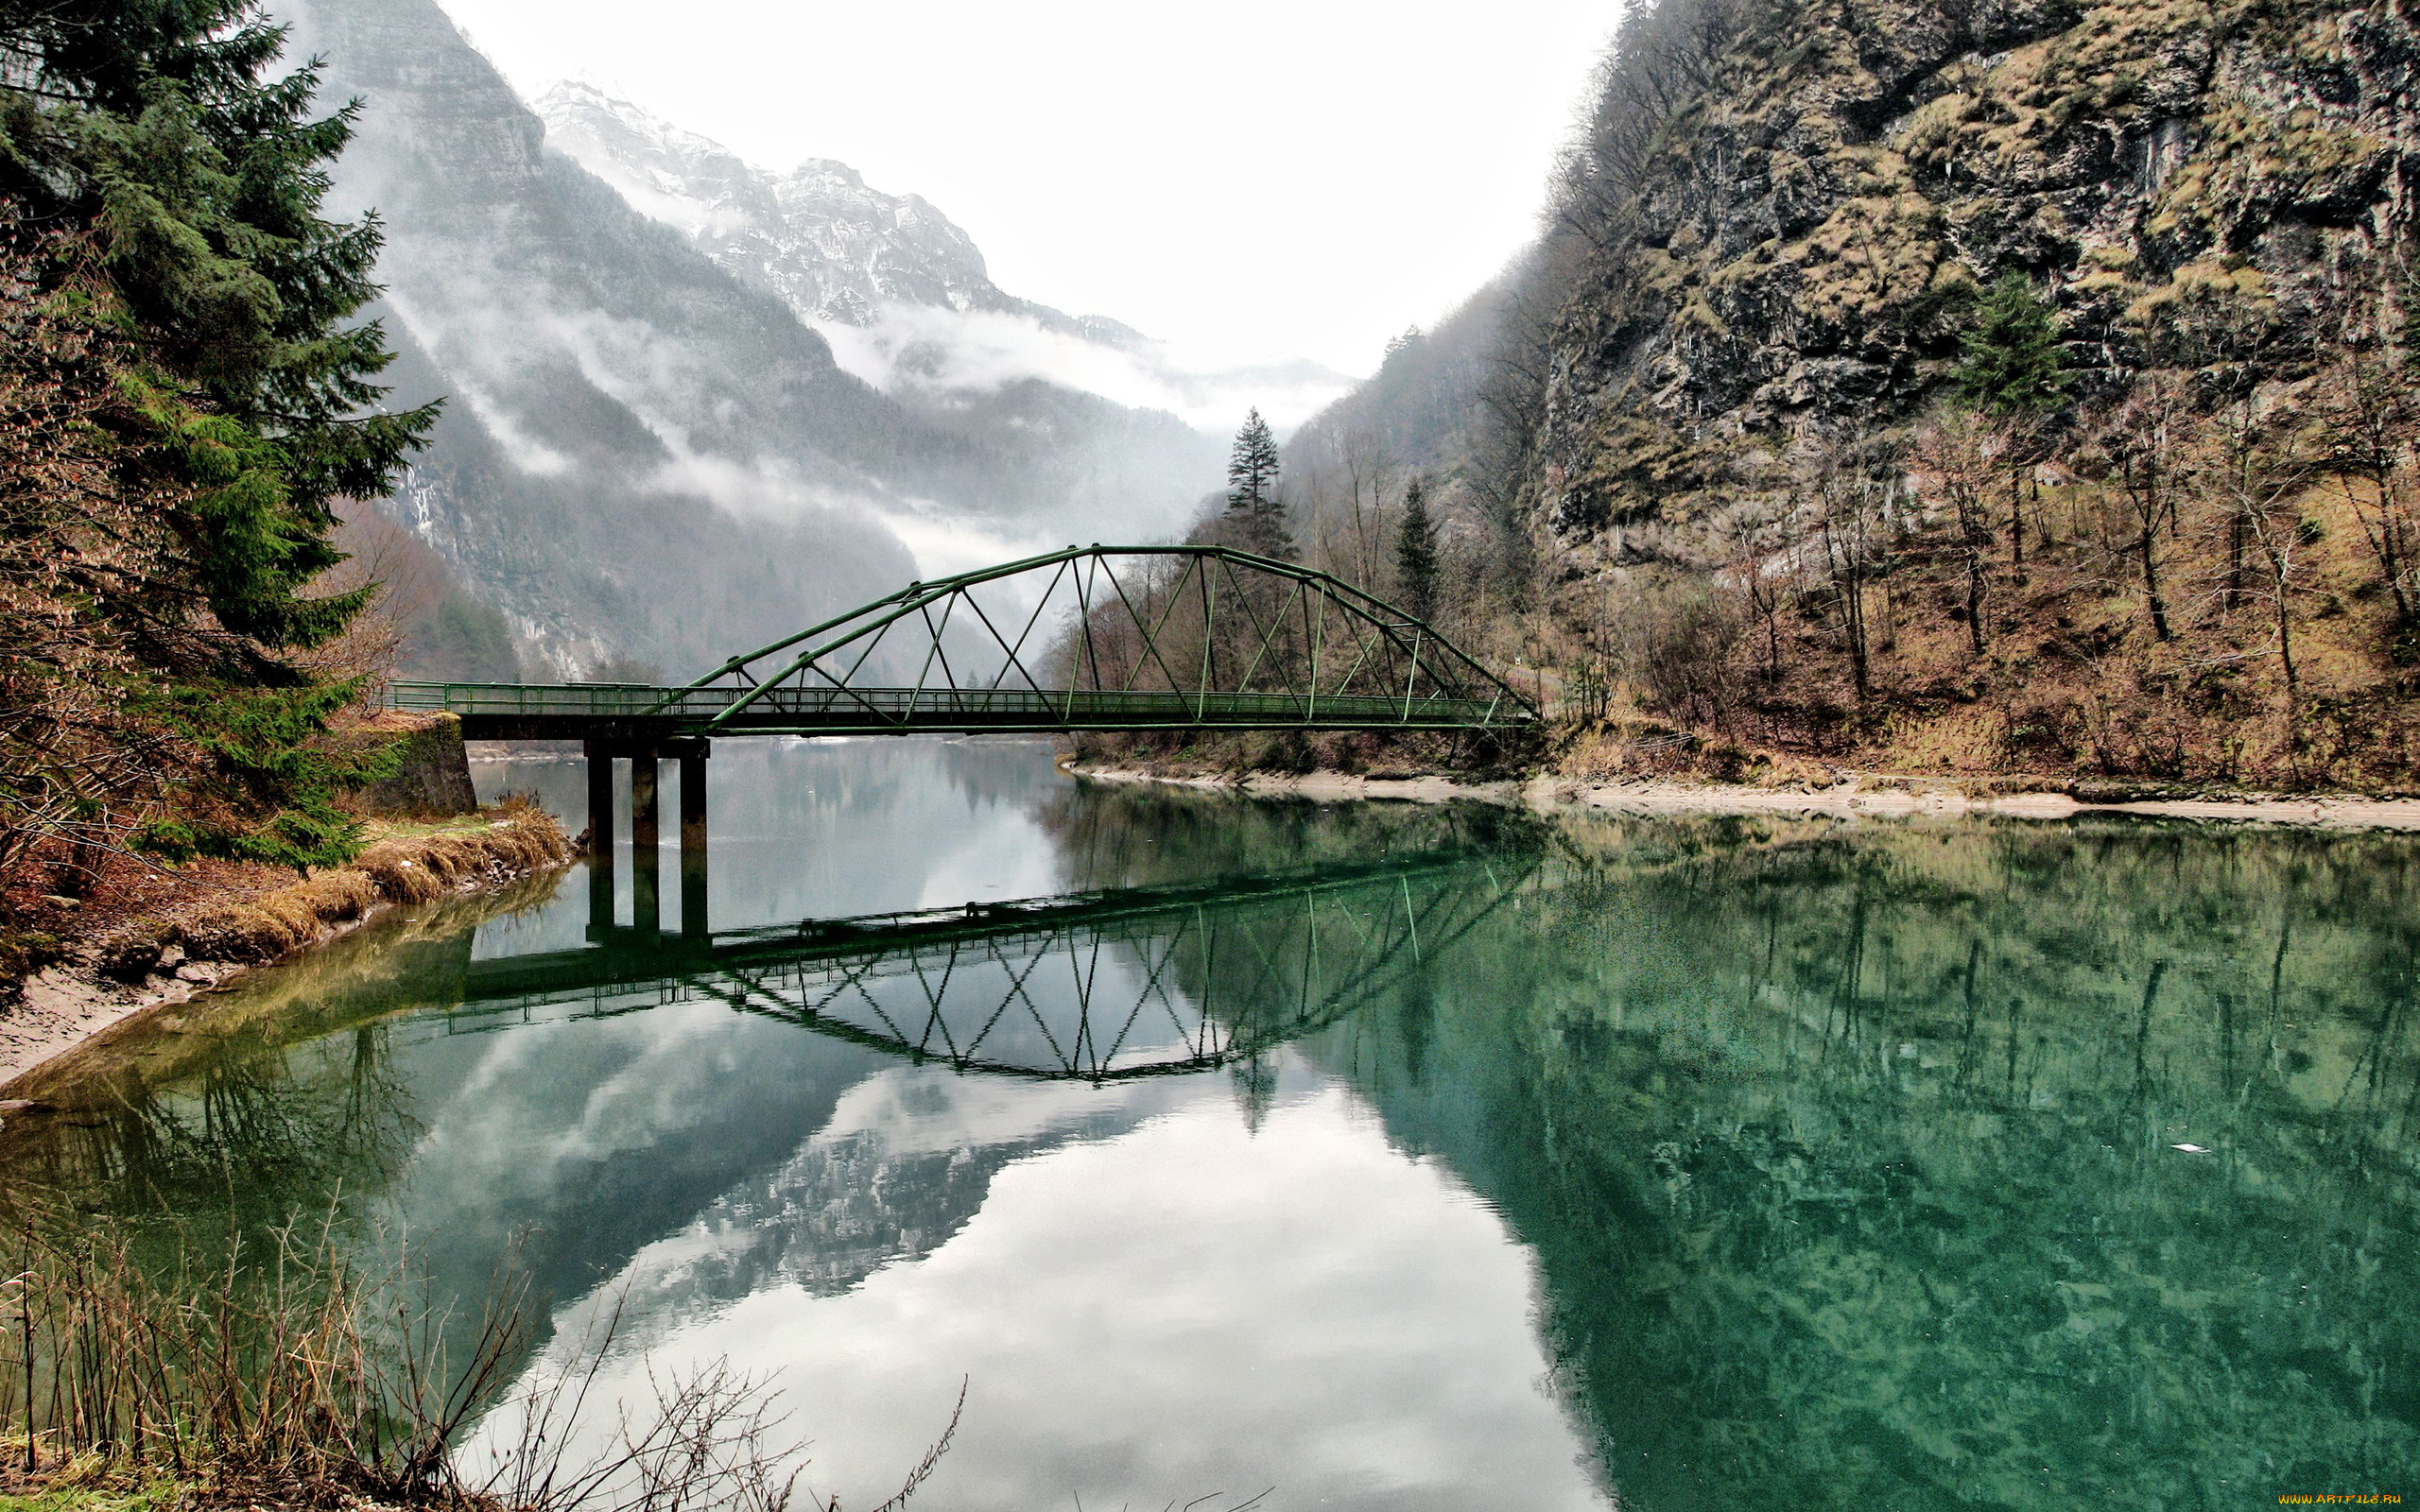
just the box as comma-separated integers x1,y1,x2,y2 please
387,545,1537,740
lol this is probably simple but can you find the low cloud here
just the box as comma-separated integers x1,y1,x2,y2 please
820,303,1356,435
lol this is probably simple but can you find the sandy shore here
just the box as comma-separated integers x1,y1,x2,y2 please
1070,763,2420,831
0,812,576,1099
0,956,249,1099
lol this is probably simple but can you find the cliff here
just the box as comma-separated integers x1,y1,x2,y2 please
1530,0,2416,571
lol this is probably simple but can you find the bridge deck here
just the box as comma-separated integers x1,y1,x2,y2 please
389,681,1528,740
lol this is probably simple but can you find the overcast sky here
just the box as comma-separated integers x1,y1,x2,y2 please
433,0,1617,377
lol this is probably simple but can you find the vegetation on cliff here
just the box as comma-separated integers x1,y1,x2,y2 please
1272,0,2420,790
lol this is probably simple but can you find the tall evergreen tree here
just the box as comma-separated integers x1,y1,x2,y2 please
0,0,435,870
1394,473,1440,623
1954,273,2066,572
1954,274,2067,419
1224,407,1292,558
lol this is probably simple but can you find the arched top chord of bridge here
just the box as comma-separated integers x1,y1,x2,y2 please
385,545,1537,741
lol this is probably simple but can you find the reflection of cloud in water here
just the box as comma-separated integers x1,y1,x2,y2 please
480,1077,1606,1512
520,1068,1187,1363
813,1064,1153,1160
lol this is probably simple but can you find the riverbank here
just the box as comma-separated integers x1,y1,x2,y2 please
0,807,577,1093
1068,761,2420,831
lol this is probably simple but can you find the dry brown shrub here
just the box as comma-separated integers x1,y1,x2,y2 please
409,836,470,885
486,816,572,871
178,905,299,963
289,869,380,923
354,848,445,903
250,893,325,940
352,816,572,907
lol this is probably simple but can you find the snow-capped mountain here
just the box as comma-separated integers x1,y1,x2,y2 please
535,83,1352,433
538,80,1059,331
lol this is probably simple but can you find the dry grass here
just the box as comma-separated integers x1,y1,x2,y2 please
80,815,577,977
0,1210,505,1503
0,1208,955,1512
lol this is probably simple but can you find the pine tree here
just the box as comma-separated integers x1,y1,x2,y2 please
1224,407,1292,558
1394,473,1440,624
0,0,435,870
1954,274,2067,419
1954,273,2066,572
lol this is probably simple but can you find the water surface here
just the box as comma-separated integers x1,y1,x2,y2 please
9,738,2416,1508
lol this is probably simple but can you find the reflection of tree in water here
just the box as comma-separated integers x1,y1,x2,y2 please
0,879,551,1261
22,1023,424,1250
1035,776,1541,895
1307,816,2420,1507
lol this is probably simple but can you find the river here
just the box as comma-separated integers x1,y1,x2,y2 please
8,737,2417,1508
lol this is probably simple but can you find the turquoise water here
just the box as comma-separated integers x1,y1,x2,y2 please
9,738,2416,1508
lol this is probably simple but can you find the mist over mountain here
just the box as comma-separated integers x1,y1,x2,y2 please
535,80,1101,336
285,0,1268,677
535,82,1354,435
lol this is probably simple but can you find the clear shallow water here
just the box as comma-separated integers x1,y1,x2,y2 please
9,738,2419,1508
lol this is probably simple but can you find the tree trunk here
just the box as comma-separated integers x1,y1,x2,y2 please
2275,571,2297,695
1846,579,1870,702
2008,464,2025,575
2138,524,2171,641
1964,549,1986,657
2226,509,2248,612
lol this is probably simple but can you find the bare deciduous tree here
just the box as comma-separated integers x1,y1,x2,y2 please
2100,376,2186,641
1912,409,2002,657
2321,352,2420,627
2190,395,2313,699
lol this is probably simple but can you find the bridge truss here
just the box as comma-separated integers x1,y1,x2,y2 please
389,545,1536,738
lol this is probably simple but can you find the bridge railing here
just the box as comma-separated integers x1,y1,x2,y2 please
386,681,1523,730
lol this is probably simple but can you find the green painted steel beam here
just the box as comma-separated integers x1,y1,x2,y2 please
404,545,1539,739
391,681,1530,733
628,545,1535,719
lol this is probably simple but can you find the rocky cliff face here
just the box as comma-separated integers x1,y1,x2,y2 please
1530,0,2419,576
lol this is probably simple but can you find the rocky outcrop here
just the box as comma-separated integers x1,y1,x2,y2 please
1530,0,2419,573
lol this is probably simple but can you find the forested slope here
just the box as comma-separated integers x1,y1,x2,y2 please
0,0,430,895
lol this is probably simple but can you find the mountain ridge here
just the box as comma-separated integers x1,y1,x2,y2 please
534,81,1354,435
284,0,1242,674
537,79,1097,335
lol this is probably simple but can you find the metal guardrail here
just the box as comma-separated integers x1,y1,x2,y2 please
386,681,1524,730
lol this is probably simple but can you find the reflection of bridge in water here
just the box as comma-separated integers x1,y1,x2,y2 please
448,852,1536,1082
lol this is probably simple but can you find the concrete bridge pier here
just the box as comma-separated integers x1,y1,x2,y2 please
631,750,661,936
582,737,711,942
677,742,709,938
585,741,614,938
